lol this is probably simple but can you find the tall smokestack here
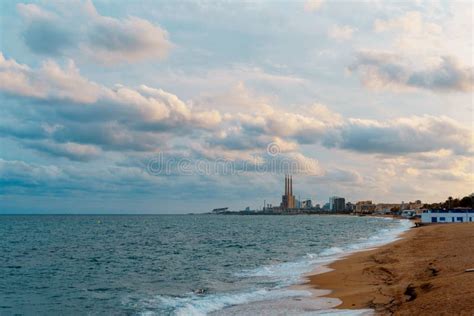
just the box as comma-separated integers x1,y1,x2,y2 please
288,175,291,196
284,175,287,196
290,175,292,196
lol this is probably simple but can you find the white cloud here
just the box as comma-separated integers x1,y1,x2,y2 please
0,53,221,127
0,54,472,173
349,51,474,92
369,8,472,70
0,52,43,98
306,103,343,124
374,11,441,35
26,140,102,161
323,115,473,155
0,54,224,159
0,53,102,102
84,15,172,64
16,1,173,64
328,24,356,41
304,0,324,12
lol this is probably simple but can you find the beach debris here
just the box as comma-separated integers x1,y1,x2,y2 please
193,288,207,295
465,268,474,273
404,284,417,302
420,282,433,292
427,263,439,277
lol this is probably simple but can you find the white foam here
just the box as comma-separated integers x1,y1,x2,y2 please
319,246,345,256
137,288,313,316
135,289,375,316
236,219,412,284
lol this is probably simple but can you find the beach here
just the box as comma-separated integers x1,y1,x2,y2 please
308,222,474,315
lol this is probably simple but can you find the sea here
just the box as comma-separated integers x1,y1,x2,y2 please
0,215,412,315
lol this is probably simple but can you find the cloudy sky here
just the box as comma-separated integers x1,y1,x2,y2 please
0,0,472,213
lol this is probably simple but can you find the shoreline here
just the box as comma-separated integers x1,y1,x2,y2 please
306,222,474,315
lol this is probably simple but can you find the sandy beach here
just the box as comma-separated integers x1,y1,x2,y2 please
308,222,474,315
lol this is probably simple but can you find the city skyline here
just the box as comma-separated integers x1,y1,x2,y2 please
0,0,473,213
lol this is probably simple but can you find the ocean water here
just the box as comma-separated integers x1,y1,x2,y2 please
0,215,411,315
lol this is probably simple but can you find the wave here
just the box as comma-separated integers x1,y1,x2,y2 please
128,218,412,315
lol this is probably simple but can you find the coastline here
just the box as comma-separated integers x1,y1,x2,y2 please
306,222,474,315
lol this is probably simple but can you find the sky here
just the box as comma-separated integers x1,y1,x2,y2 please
0,0,472,214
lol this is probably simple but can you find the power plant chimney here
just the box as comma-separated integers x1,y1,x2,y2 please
289,175,292,196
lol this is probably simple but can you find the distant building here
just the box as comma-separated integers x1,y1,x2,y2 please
329,196,345,212
355,201,376,214
322,202,330,211
407,200,423,211
421,209,474,223
345,202,354,212
296,199,301,209
301,199,313,209
375,203,401,214
212,207,229,214
401,210,416,218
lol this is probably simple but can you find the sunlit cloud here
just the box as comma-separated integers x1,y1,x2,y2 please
349,51,474,92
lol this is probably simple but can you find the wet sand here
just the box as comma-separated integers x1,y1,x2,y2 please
307,222,474,315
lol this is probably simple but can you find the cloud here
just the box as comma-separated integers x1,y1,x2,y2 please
304,0,324,12
17,3,73,56
374,11,441,35
25,140,102,161
0,159,63,191
328,25,356,41
85,14,172,64
349,51,474,92
0,158,161,196
321,168,362,184
374,150,474,189
0,54,222,158
0,52,102,102
1,54,472,165
323,115,473,155
0,53,220,126
193,82,275,114
193,85,472,158
183,147,323,176
220,101,341,147
16,1,172,64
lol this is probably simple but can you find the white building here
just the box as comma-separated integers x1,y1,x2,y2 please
421,210,474,223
